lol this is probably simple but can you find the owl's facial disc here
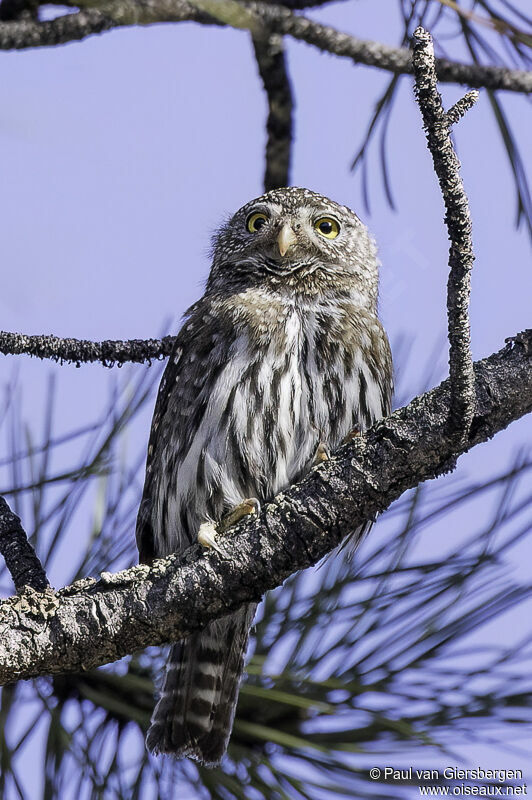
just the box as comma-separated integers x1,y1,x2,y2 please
243,204,343,268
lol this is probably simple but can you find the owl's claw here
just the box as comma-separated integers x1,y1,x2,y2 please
342,426,361,444
220,497,261,532
198,522,227,556
313,442,330,466
198,499,260,554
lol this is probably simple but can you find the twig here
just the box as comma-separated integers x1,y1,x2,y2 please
0,331,176,366
258,0,345,7
0,8,114,47
252,32,294,190
412,27,477,437
0,2,530,94
0,496,49,591
0,329,530,683
446,90,480,126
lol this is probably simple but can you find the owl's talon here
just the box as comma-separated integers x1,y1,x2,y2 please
313,442,330,466
198,522,227,555
342,426,361,444
220,497,261,532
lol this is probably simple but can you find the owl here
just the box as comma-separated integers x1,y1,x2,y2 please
136,187,393,765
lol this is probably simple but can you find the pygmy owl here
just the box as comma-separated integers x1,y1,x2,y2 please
136,187,393,765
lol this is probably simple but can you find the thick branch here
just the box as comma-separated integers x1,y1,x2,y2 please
412,27,476,437
0,1,530,94
0,496,49,592
0,331,176,366
252,32,293,190
1,331,530,685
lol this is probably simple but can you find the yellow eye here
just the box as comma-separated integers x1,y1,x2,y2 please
314,217,340,239
247,212,269,233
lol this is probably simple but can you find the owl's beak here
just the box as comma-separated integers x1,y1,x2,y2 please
277,224,297,257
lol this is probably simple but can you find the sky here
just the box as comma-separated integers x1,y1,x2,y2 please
0,0,531,796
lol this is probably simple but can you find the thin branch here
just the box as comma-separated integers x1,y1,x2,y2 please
258,0,347,7
252,31,294,190
0,496,49,592
0,330,530,684
412,27,477,437
0,331,176,366
445,89,480,126
458,19,532,235
434,0,532,46
0,1,530,94
0,7,115,46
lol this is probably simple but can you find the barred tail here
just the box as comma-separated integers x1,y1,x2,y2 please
146,604,256,766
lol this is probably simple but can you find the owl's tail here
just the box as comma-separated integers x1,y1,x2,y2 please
146,604,256,766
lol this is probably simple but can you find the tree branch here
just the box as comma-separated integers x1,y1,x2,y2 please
0,496,50,592
412,27,476,438
0,0,38,21
252,31,294,190
258,0,347,7
445,90,479,127
0,330,176,366
1,331,530,685
0,1,530,94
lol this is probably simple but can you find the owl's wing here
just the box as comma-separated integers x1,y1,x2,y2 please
136,345,181,564
135,298,221,564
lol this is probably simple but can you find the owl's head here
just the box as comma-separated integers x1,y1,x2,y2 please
208,187,379,308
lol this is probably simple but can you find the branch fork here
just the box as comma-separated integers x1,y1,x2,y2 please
0,496,50,593
412,27,478,441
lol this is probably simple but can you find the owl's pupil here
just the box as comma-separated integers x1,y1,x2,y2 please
254,217,266,230
319,221,332,234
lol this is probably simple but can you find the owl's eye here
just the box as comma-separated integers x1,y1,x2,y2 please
247,212,269,233
314,217,340,239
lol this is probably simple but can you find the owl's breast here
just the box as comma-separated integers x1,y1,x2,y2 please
228,301,371,499
156,293,390,549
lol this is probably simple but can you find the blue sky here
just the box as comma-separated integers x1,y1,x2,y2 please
0,0,530,795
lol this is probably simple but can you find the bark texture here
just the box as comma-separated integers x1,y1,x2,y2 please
0,330,530,686
0,497,49,592
413,28,476,438
0,1,529,94
252,31,293,191
0,331,176,366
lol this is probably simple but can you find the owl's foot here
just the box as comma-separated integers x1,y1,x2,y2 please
197,499,260,555
342,426,361,444
312,442,330,465
198,522,227,556
220,498,261,533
